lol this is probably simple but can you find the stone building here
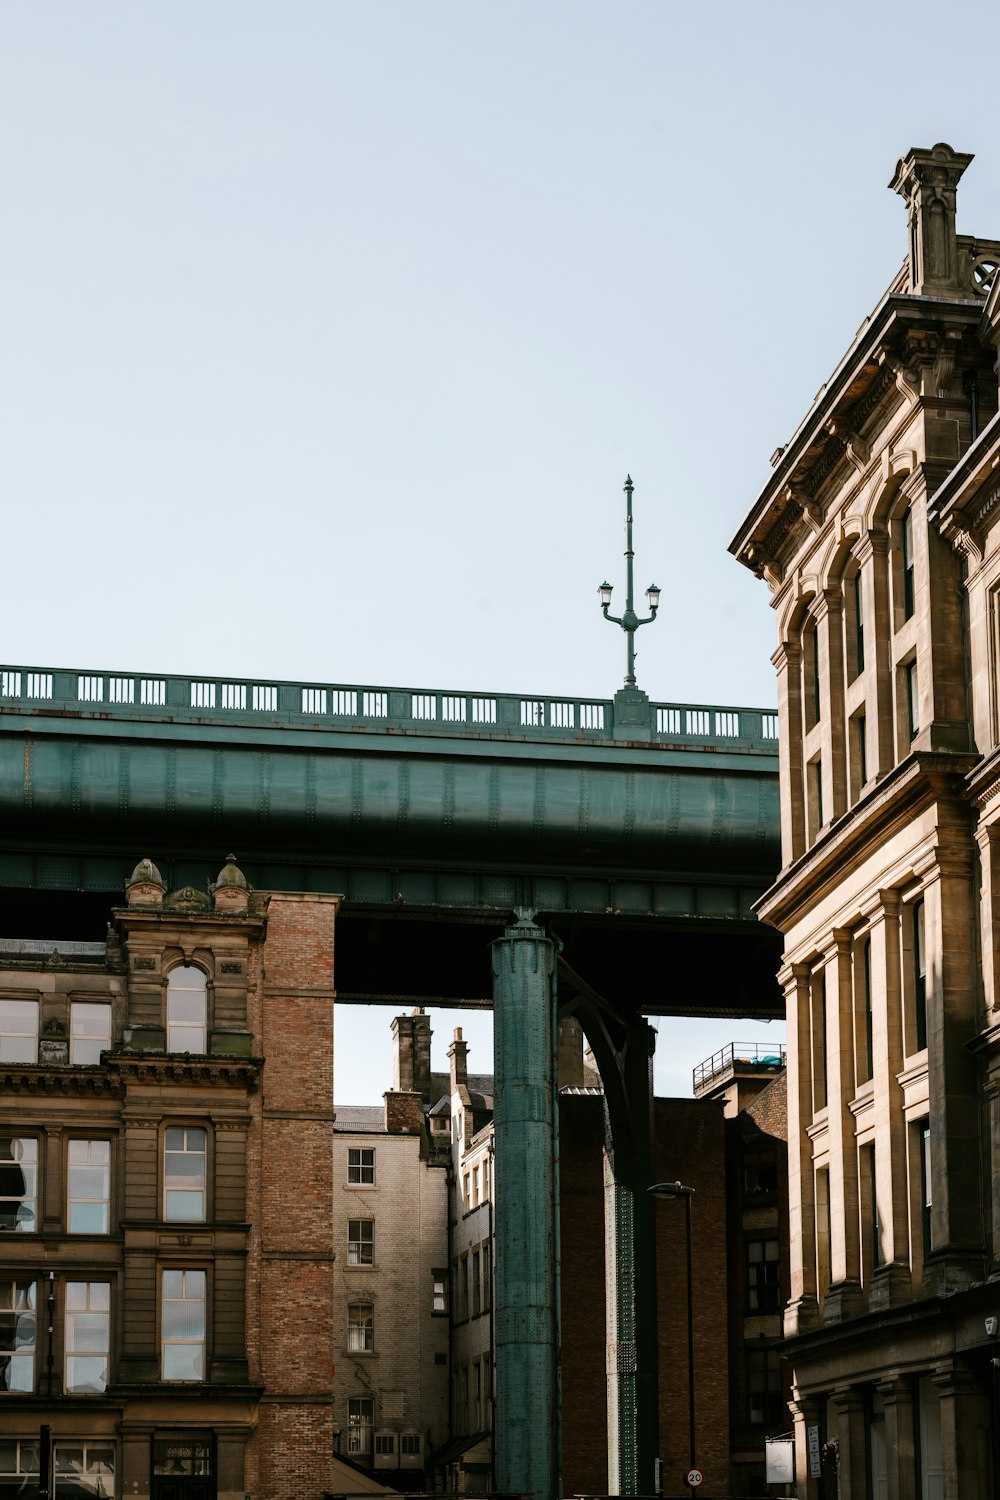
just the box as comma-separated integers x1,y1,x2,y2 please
0,857,342,1500
732,143,1000,1496
330,1081,450,1481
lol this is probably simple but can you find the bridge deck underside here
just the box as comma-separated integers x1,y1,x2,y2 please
0,720,782,1018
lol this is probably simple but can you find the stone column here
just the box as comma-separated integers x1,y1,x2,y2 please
878,1375,917,1500
788,1395,823,1500
822,934,862,1319
923,844,984,1290
933,1361,990,1500
816,588,847,822
829,1385,868,1500
976,826,1000,1032
857,530,895,779
869,890,912,1306
782,962,820,1333
773,641,805,862
491,911,559,1500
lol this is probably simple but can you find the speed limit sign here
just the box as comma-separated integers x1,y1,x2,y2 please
685,1469,704,1489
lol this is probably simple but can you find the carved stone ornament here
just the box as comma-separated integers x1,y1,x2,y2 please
132,956,157,971
219,960,244,976
166,887,211,912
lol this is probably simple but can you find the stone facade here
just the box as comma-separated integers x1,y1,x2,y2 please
330,1091,450,1483
0,859,340,1500
732,143,1000,1498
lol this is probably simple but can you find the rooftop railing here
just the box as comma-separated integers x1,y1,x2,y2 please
0,664,778,751
692,1041,787,1093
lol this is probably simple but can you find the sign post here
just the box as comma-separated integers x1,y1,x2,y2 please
685,1467,703,1491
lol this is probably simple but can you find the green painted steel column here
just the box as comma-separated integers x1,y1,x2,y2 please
492,910,559,1500
601,1022,658,1497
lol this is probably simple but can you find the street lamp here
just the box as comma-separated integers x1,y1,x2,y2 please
649,1182,697,1495
598,475,661,689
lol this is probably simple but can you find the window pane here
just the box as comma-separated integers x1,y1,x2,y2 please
0,1278,35,1392
169,1026,206,1053
348,1149,375,1184
70,1004,111,1065
54,1445,114,1500
0,1001,38,1064
0,1137,37,1233
161,1270,206,1381
163,1303,205,1340
68,1141,110,1236
167,970,207,1053
163,1344,204,1381
164,1128,207,1222
348,1221,374,1264
65,1282,109,1393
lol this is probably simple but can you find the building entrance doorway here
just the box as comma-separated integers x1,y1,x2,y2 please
151,1434,215,1500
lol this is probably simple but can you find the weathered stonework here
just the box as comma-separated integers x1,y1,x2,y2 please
732,144,1000,1498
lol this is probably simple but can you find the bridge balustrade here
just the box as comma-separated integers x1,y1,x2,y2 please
0,663,777,750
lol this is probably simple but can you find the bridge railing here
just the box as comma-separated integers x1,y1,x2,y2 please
692,1041,787,1093
0,665,778,750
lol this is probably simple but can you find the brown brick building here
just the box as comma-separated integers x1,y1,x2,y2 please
0,857,342,1500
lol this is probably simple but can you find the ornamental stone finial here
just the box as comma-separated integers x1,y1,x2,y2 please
889,143,974,297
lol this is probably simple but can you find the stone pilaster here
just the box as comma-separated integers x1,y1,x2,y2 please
829,1385,868,1500
878,1376,917,1500
782,962,820,1333
773,640,805,863
868,890,912,1306
856,530,895,779
822,933,862,1320
923,847,985,1291
816,589,847,821
788,1394,823,1500
932,1362,990,1500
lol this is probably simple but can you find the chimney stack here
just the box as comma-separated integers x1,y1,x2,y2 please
391,1007,433,1101
447,1026,468,1090
890,142,973,297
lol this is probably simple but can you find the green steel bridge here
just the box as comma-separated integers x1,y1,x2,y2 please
0,661,782,1499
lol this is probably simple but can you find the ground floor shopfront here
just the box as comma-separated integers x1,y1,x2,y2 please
788,1286,1000,1499
0,1395,261,1500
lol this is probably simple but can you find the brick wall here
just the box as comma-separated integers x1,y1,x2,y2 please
654,1098,730,1496
559,1094,731,1497
249,893,339,1500
745,1070,787,1140
559,1094,609,1496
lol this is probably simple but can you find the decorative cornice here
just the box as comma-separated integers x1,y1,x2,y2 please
105,1056,262,1090
0,1066,124,1097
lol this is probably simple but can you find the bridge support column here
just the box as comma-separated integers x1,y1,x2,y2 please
581,1012,659,1496
491,910,559,1500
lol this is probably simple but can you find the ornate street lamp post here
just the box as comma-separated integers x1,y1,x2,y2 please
598,474,661,689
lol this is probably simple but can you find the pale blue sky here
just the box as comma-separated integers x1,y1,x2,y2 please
3,3,997,1098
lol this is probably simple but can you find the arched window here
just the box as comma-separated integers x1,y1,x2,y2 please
166,967,207,1054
